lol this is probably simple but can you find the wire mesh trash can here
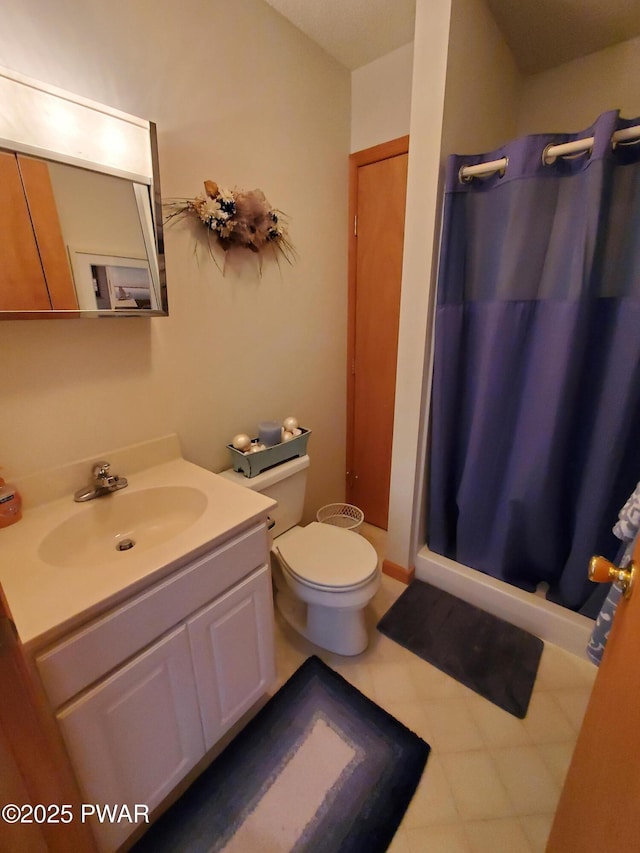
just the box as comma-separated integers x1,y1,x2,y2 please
316,503,364,532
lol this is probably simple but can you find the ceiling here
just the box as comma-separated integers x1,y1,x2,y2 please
263,0,640,74
486,0,640,74
263,0,416,70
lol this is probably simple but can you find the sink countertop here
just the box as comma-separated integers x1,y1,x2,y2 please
0,458,275,651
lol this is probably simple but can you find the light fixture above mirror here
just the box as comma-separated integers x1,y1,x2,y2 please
0,66,167,318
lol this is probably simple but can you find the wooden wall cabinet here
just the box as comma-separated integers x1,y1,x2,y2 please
0,151,78,311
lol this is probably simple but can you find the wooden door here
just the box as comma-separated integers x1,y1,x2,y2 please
0,585,97,853
547,538,640,850
188,566,275,750
347,137,408,529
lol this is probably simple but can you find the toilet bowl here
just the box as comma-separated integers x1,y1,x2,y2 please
272,521,380,655
218,455,380,655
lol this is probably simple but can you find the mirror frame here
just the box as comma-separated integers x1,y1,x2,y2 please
0,66,167,319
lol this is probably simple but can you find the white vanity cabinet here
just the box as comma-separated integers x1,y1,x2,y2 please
34,523,276,852
188,566,275,750
56,625,204,852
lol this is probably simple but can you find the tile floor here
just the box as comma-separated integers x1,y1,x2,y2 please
271,523,597,853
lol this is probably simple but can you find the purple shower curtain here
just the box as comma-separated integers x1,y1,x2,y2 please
428,111,640,612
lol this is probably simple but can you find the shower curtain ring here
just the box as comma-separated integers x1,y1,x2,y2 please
458,165,473,184
542,143,557,166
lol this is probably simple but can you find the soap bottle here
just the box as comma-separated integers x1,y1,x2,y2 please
0,477,22,527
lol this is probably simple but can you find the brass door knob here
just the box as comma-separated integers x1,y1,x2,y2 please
589,555,636,599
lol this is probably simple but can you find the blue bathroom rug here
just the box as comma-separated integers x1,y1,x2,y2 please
377,581,543,718
131,656,430,853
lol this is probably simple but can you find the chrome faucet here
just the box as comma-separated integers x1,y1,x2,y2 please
74,461,129,502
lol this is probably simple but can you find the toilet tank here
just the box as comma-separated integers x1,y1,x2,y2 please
218,455,309,537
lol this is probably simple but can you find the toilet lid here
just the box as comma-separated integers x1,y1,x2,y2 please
276,522,378,589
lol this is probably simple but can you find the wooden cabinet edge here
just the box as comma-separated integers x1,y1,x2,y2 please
0,584,98,852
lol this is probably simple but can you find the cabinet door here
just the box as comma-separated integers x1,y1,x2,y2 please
0,151,51,310
188,565,276,750
57,626,205,852
18,155,78,310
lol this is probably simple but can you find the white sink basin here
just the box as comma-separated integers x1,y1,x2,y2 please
1,447,276,648
38,486,208,569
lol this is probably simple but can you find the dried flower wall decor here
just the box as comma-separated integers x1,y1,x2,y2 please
164,180,295,272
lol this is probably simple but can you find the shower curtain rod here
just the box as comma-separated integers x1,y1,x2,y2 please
459,122,640,182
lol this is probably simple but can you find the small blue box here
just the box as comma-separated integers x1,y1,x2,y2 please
227,428,311,478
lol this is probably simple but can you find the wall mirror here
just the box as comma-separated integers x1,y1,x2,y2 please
0,67,167,318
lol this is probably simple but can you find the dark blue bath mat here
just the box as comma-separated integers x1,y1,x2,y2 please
131,656,430,853
377,580,543,718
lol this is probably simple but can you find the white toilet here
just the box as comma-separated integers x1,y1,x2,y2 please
219,455,380,655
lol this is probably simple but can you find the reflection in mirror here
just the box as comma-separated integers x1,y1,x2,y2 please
0,153,164,316
0,65,167,319
71,252,156,311
47,161,160,311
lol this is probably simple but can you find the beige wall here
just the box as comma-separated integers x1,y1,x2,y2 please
517,35,640,135
385,0,452,569
0,0,350,521
388,0,520,569
5,0,631,574
350,42,414,153
441,0,521,156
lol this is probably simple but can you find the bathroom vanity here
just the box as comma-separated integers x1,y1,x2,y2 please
0,436,277,851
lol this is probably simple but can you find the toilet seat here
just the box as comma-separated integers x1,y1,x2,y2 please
275,521,378,591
